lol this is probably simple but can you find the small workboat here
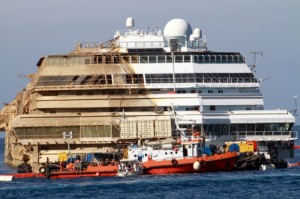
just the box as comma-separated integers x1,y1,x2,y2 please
39,160,119,179
116,159,143,177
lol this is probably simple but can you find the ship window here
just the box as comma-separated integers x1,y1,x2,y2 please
149,56,156,63
193,55,198,62
126,75,132,84
218,90,223,93
176,90,186,94
237,124,246,132
170,152,173,154
210,55,216,63
166,55,173,63
222,55,227,62
132,74,144,84
198,90,202,93
131,55,139,63
229,124,237,135
199,55,204,63
247,124,256,132
106,75,112,84
96,56,102,64
204,55,210,62
142,73,255,84
265,123,275,131
195,73,203,82
165,152,168,155
145,154,147,157
158,55,166,63
233,55,240,63
184,55,190,62
175,55,183,63
134,155,137,158
113,56,120,63
256,123,265,131
246,107,251,110
139,56,148,63
121,55,130,63
208,90,213,93
210,106,216,111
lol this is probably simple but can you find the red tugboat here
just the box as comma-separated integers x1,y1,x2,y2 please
128,135,239,175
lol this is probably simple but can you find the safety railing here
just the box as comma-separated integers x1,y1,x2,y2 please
233,131,298,141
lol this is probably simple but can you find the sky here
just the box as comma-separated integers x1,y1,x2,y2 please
0,0,299,124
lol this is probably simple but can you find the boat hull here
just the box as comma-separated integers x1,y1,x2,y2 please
142,152,238,175
44,165,118,179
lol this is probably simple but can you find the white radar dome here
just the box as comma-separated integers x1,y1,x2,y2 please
164,18,192,38
126,17,134,28
193,28,202,39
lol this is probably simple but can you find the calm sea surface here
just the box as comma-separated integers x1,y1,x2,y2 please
0,127,300,199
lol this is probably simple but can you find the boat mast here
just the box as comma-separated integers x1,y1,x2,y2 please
249,51,263,71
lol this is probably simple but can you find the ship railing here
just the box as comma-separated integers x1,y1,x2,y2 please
116,29,162,37
233,131,298,141
145,77,259,84
204,133,217,142
78,42,103,49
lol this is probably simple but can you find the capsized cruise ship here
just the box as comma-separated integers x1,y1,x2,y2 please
0,18,297,171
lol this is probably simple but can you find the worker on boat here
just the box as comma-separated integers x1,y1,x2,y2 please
59,161,63,171
125,164,130,172
74,157,82,171
66,161,74,172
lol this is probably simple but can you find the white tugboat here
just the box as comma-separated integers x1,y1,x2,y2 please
117,159,143,177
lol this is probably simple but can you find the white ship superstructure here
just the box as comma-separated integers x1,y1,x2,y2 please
0,18,297,171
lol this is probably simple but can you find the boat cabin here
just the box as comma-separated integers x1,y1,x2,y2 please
128,137,203,162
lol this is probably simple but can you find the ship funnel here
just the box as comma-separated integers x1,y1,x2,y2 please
126,17,134,29
193,28,202,39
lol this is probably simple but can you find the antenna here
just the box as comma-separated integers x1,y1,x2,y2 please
290,95,298,116
249,51,263,71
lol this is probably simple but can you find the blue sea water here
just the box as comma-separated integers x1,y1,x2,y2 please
0,128,300,199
